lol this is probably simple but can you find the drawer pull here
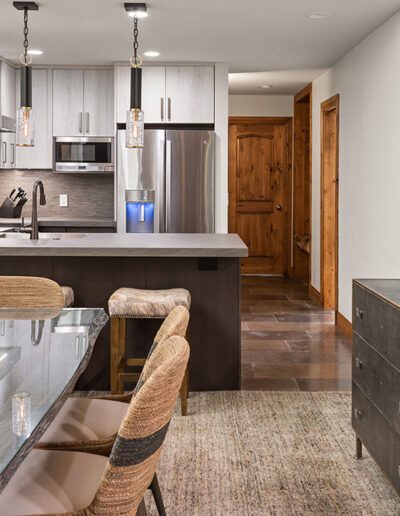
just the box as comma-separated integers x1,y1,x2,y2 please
355,357,363,369
356,307,364,320
354,408,363,420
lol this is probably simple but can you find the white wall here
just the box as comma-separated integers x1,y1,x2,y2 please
229,95,293,117
311,11,400,321
215,64,229,233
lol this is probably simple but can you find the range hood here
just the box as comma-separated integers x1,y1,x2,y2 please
0,115,16,133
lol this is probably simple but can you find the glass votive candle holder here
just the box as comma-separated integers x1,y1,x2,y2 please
12,391,32,437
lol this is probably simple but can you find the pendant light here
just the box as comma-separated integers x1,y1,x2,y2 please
14,1,39,147
125,3,147,148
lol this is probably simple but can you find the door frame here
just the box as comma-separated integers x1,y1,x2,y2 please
320,94,340,312
228,116,293,275
292,83,312,281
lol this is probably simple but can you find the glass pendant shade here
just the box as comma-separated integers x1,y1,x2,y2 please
16,107,35,147
126,108,144,148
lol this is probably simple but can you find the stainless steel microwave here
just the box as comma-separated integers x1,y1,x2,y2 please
54,137,114,173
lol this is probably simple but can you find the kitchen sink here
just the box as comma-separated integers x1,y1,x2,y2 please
0,232,86,240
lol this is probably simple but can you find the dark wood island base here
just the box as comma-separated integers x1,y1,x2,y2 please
0,255,241,391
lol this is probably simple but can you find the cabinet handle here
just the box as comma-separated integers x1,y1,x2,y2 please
356,307,364,320
354,408,363,420
2,142,6,164
160,98,164,121
79,112,83,134
11,143,15,165
86,112,90,134
167,97,171,121
355,357,363,369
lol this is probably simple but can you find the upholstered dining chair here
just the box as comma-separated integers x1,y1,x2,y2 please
36,305,189,516
0,276,74,308
0,335,189,515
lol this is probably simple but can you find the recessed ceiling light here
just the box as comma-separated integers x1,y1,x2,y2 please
28,49,43,55
144,51,160,57
125,3,148,18
306,11,332,19
257,84,273,89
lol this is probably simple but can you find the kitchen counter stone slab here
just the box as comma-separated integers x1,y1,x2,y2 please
0,233,248,258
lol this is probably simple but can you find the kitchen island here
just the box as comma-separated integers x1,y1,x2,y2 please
0,233,247,391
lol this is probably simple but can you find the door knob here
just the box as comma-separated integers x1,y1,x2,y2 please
275,205,282,211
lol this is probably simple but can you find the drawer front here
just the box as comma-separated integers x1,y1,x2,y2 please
353,334,400,432
353,283,400,369
352,382,400,493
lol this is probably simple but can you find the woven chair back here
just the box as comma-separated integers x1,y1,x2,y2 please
88,335,189,515
0,276,64,309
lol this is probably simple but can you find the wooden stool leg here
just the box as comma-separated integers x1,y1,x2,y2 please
137,499,148,516
117,317,126,392
180,367,189,416
150,473,166,516
110,317,120,394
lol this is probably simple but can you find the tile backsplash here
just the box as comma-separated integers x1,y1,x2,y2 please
0,170,114,219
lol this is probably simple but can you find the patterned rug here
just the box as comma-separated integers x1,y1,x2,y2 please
144,392,400,516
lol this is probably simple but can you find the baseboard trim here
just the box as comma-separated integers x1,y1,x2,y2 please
308,284,321,306
336,311,352,336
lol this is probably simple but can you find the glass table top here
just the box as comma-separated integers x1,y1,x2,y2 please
0,307,108,491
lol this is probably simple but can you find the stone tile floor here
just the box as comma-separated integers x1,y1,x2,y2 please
241,276,352,391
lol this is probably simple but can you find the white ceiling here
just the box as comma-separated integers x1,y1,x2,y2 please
0,0,400,95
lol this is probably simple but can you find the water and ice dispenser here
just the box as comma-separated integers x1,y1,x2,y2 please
125,190,155,233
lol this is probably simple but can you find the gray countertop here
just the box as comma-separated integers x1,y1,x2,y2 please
354,279,400,309
0,233,248,258
0,218,116,228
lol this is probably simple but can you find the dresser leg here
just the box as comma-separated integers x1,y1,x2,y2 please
356,436,362,459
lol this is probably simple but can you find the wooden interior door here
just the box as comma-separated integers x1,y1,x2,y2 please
229,117,292,275
321,95,339,310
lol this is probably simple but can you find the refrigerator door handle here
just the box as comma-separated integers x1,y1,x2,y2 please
165,139,172,232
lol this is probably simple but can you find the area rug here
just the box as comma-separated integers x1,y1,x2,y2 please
144,391,400,516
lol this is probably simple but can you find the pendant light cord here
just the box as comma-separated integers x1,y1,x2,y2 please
23,8,29,64
130,16,142,67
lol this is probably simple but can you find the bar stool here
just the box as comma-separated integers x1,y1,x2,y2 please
108,287,191,415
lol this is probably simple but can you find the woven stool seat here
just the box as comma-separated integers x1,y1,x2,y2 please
108,287,191,319
61,286,74,307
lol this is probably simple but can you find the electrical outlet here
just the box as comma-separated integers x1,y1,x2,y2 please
59,194,68,207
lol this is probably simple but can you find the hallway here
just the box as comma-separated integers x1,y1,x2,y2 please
241,277,352,391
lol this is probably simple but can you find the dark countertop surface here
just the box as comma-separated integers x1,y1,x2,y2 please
354,279,400,308
0,218,116,228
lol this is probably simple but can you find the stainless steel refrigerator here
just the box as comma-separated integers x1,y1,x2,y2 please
116,129,215,233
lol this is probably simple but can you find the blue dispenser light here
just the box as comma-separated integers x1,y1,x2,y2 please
125,190,155,233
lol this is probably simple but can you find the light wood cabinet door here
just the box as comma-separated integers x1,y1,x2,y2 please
83,70,114,136
0,61,16,119
115,65,165,124
16,69,52,169
165,66,214,123
52,69,84,136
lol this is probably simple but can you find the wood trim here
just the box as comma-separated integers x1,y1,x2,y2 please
308,284,322,306
292,84,312,280
294,83,312,103
320,94,340,310
337,311,352,336
229,116,292,125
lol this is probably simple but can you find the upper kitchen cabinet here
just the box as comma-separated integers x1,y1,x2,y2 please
115,65,166,124
165,66,214,124
15,69,52,170
53,69,113,137
115,65,214,124
0,60,16,120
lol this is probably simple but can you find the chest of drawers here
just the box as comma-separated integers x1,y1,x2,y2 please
353,279,400,493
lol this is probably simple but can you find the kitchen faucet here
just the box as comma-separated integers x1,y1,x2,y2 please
31,180,46,240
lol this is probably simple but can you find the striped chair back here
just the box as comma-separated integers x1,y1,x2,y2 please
0,276,64,309
87,335,189,514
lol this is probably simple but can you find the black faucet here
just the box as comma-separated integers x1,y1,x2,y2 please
31,180,46,240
